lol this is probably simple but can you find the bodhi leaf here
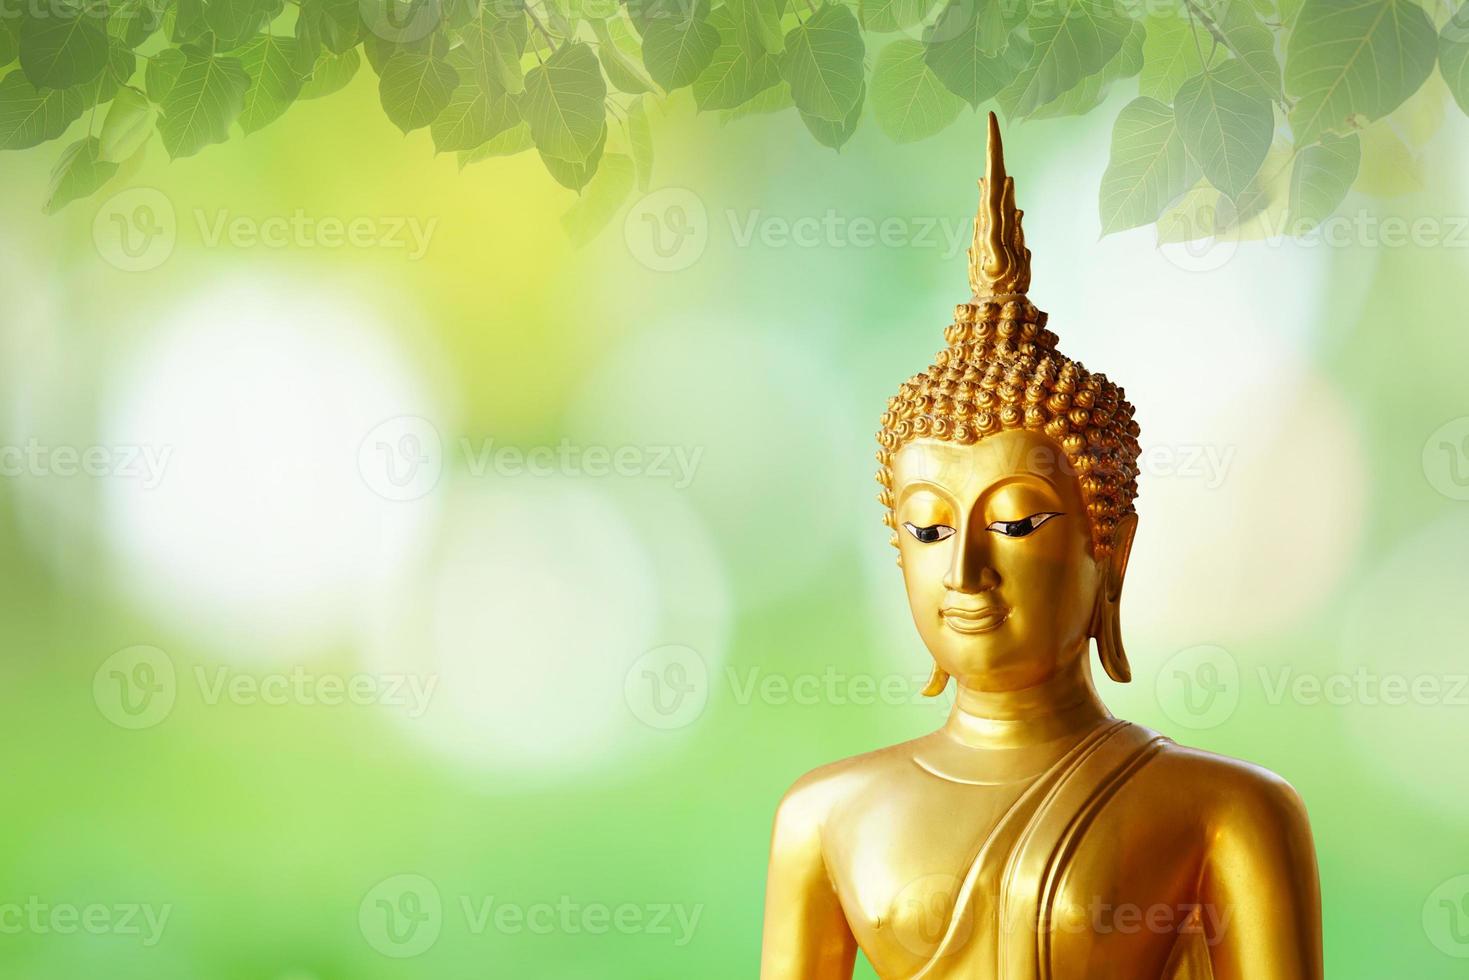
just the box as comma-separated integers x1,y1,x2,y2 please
692,6,780,110
1284,0,1436,146
462,7,527,94
1029,17,1142,120
108,0,166,48
923,0,1024,60
780,2,864,122
297,0,359,53
0,17,17,66
519,41,605,162
43,135,118,212
458,119,532,167
432,51,519,151
1440,2,1469,115
924,3,1032,107
802,78,863,148
642,4,721,91
98,84,155,160
1287,131,1359,231
237,34,303,134
728,0,783,61
204,0,282,51
719,78,792,121
593,18,654,94
378,50,458,133
79,38,136,109
539,120,606,190
297,46,359,99
157,49,250,158
1174,59,1274,199
1138,11,1209,102
147,47,186,102
995,0,1130,118
1194,0,1282,103
0,71,85,149
168,0,209,43
1099,95,1197,235
860,0,933,34
873,39,961,142
19,1,111,89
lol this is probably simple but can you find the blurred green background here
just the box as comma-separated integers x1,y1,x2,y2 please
4,57,1469,979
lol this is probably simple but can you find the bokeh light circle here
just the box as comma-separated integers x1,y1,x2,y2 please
363,477,730,777
99,277,445,661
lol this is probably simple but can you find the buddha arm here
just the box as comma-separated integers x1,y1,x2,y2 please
759,781,857,980
1200,769,1324,979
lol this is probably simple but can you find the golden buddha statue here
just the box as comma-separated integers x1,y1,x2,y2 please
758,114,1322,980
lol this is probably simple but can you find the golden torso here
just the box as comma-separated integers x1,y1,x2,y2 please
774,725,1316,979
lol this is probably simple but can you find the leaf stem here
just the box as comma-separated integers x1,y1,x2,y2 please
525,4,558,48
1181,0,1294,112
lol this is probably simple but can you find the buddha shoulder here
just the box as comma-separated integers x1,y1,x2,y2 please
769,739,926,840
1134,740,1313,840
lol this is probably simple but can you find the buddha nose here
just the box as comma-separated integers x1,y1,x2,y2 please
943,525,999,594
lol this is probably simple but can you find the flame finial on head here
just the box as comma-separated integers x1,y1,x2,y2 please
968,112,1032,301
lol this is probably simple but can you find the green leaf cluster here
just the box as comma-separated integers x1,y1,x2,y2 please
0,0,1462,239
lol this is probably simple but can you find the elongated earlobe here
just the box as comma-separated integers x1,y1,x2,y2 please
921,663,950,697
1093,513,1137,684
1095,600,1131,683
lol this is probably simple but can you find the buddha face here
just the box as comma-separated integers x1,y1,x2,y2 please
891,429,1109,693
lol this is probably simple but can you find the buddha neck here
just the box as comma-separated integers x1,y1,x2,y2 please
942,654,1112,752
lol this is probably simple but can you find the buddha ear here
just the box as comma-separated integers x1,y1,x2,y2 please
1106,513,1137,600
1093,514,1137,683
921,663,950,697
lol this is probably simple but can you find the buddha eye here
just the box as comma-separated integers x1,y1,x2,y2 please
986,512,1062,538
902,522,956,544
